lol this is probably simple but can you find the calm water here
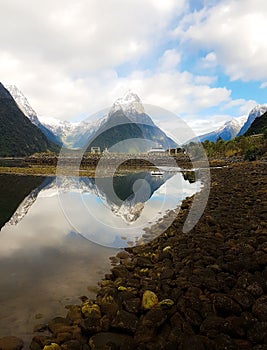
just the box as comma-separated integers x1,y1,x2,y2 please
0,170,200,345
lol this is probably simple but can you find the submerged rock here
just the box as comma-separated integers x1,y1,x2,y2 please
0,336,24,350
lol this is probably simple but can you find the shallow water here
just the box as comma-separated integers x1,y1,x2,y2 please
0,170,199,345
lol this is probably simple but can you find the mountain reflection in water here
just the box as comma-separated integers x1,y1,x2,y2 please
0,170,200,344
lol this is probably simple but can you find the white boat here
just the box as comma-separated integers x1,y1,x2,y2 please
150,170,164,176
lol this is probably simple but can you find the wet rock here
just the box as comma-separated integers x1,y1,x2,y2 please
141,290,158,309
230,289,255,309
247,282,264,297
123,297,141,313
247,322,267,343
30,335,51,350
213,334,237,350
111,265,130,278
252,296,267,321
0,336,24,350
200,315,231,338
158,299,175,308
213,294,242,316
134,308,167,344
65,305,82,325
179,335,205,350
60,340,82,350
111,310,138,333
89,332,134,349
233,339,252,350
81,301,101,319
136,256,153,267
116,251,131,259
48,317,72,335
43,344,61,350
97,294,120,317
33,323,48,332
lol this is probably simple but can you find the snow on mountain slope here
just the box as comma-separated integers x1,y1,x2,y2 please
4,87,175,149
6,85,40,125
195,118,243,142
6,85,62,145
238,104,267,136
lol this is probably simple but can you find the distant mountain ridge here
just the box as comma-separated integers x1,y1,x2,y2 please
0,83,58,156
190,118,244,143
194,104,267,143
11,89,176,151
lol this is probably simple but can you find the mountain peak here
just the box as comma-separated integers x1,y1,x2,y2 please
110,91,145,116
5,84,38,120
238,103,267,136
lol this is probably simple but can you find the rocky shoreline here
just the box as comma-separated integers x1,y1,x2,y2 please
1,160,267,349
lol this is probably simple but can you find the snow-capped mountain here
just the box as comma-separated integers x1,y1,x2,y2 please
6,85,62,146
194,118,244,143
86,92,177,152
6,85,40,125
238,104,267,136
5,87,176,150
6,172,172,226
109,92,154,126
42,91,177,150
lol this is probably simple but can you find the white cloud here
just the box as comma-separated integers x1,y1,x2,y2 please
175,0,267,81
159,49,181,71
223,98,257,115
184,114,235,135
0,0,259,137
260,82,267,89
201,52,217,68
0,0,188,119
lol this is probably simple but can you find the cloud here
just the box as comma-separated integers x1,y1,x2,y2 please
0,0,259,136
159,49,181,71
0,0,190,120
175,0,267,81
260,82,267,89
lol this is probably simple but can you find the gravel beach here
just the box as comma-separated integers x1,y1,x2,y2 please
2,160,267,350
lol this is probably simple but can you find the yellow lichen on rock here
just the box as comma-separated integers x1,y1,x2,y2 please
81,301,101,318
43,343,61,350
141,290,158,309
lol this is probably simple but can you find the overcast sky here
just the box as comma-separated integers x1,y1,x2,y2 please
1,0,267,135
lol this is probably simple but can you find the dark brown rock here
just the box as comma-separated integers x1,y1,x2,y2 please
213,294,242,316
89,332,134,349
247,322,267,343
0,336,24,350
48,317,72,335
252,296,267,321
111,310,138,333
230,289,255,309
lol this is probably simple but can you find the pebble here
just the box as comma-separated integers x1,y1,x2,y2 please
27,161,267,350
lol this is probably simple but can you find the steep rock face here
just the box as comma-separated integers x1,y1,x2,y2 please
41,92,177,150
86,92,177,152
238,104,267,136
6,85,62,146
0,83,58,156
245,111,267,136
